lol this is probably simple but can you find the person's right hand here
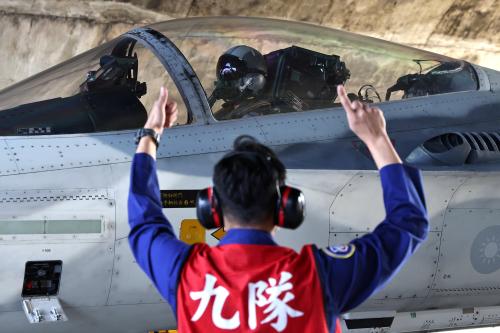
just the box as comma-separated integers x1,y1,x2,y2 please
337,84,388,146
137,86,178,158
144,86,178,135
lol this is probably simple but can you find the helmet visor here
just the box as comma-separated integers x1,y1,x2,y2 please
217,55,247,81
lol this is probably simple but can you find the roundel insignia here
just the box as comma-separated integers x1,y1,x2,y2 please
323,244,356,259
470,226,500,274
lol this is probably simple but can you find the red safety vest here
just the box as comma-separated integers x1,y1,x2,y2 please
177,243,341,333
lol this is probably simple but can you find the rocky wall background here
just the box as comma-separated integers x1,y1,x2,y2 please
0,0,498,90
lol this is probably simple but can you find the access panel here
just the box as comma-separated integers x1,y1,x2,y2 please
22,261,62,297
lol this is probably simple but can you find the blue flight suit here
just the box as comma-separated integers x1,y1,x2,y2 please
128,153,428,332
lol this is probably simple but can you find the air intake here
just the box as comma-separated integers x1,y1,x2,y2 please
406,131,500,166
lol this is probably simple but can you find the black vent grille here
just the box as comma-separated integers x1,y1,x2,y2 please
408,131,500,166
462,132,500,152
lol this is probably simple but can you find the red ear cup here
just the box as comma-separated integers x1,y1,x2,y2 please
275,186,305,229
196,187,223,229
208,187,223,228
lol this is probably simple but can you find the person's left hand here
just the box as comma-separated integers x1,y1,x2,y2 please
144,86,178,135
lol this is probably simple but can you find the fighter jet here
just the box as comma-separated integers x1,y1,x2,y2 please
0,16,499,333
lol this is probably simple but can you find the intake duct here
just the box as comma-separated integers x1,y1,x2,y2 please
406,131,500,166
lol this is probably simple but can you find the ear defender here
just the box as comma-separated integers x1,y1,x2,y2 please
196,187,223,229
275,186,306,229
196,185,306,230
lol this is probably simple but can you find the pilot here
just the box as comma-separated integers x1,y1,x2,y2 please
128,85,428,332
208,45,275,120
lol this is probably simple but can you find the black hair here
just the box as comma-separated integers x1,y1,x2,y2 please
213,136,286,224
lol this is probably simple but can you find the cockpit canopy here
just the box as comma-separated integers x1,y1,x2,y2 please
0,17,479,136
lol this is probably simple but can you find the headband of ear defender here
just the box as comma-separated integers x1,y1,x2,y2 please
195,136,305,230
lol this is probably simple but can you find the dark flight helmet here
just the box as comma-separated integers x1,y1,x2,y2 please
213,45,268,102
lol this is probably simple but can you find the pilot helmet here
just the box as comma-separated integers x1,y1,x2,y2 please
214,45,267,102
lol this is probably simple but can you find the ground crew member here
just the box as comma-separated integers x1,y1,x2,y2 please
128,85,429,332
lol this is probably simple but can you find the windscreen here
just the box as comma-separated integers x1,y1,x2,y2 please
0,36,188,136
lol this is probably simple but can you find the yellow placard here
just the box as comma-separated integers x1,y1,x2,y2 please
180,219,206,244
211,227,227,240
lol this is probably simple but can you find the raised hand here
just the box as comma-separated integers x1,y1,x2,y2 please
144,86,178,135
337,84,402,169
337,84,387,146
